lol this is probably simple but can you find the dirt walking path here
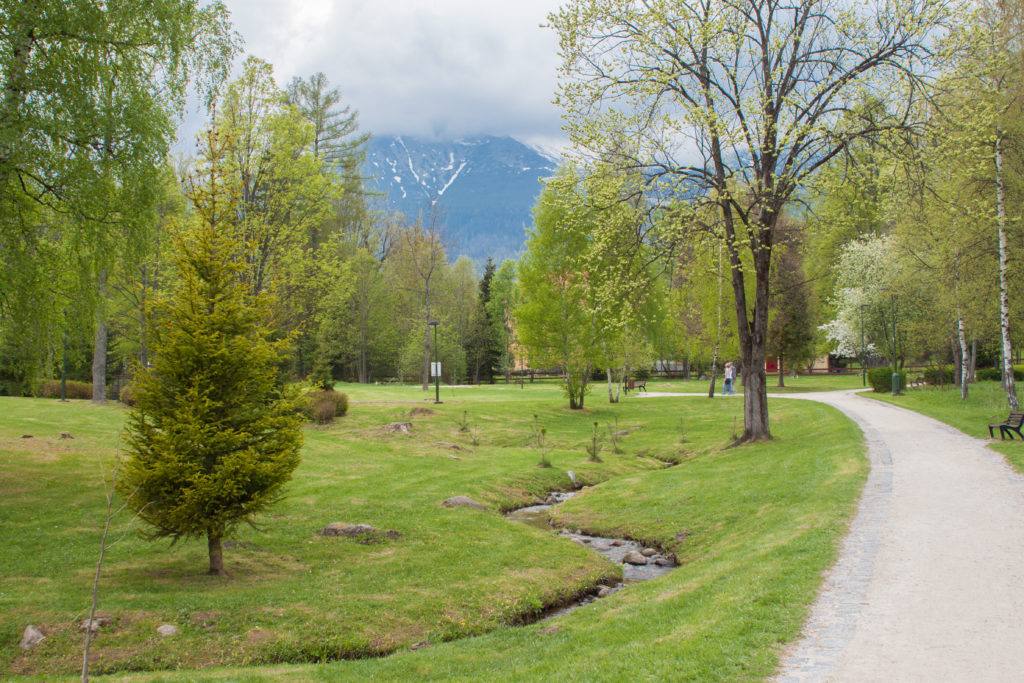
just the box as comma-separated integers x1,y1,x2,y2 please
769,390,1024,682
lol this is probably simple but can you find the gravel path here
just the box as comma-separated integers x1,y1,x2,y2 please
643,389,1024,680
771,390,1024,682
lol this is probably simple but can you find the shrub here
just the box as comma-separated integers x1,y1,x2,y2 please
312,399,336,424
118,384,137,406
867,367,907,393
300,390,348,420
974,366,1024,382
633,366,651,381
922,366,954,385
976,367,1000,382
39,380,92,399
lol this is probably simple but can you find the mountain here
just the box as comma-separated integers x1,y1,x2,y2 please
363,135,560,265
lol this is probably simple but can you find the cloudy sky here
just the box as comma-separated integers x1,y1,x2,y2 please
194,0,566,147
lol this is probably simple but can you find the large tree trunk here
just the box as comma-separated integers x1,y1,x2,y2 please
208,534,226,576
91,270,108,404
731,225,773,443
996,131,1019,409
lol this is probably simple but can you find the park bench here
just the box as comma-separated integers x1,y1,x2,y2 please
988,411,1024,440
624,379,647,395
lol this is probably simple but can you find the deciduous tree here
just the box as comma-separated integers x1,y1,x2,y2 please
551,0,959,441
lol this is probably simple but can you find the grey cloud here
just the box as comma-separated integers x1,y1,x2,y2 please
221,0,565,142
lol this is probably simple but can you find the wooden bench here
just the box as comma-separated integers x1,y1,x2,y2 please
989,411,1024,439
624,379,647,395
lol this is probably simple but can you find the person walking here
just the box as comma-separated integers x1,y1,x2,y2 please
723,361,736,395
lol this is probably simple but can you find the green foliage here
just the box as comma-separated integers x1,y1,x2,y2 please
118,384,137,407
0,2,236,385
309,351,335,391
976,367,1000,382
976,366,1024,382
867,367,908,393
119,165,302,573
923,366,956,385
466,258,502,383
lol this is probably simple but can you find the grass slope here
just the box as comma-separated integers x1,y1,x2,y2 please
1,380,864,681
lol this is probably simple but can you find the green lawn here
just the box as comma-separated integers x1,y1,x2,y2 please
1,379,865,681
868,380,1024,473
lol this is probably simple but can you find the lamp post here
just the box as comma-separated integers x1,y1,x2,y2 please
428,320,441,404
860,303,867,387
889,294,901,396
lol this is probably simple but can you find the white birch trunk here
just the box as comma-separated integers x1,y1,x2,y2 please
958,312,970,400
996,131,1019,409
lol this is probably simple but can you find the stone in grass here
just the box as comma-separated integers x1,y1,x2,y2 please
321,522,377,537
79,616,112,633
641,548,657,557
383,422,413,434
20,625,45,650
623,550,648,565
60,432,73,439
157,624,179,637
597,586,615,598
442,496,486,510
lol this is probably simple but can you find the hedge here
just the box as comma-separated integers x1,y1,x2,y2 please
38,380,92,400
867,367,907,393
976,366,1024,382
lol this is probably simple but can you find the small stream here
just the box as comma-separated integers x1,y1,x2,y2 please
506,490,676,618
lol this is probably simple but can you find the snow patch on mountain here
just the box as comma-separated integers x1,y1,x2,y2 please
363,135,559,264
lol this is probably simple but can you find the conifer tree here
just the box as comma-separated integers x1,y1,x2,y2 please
119,126,302,576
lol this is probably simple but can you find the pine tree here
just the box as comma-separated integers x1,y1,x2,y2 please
119,126,302,576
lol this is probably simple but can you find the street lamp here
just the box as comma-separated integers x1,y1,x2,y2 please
428,320,441,404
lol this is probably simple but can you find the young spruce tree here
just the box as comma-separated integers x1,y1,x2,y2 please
119,126,302,576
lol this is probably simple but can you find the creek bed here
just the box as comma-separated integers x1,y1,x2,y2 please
506,491,676,617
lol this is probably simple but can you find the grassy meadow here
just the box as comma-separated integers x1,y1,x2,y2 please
1,377,865,681
868,380,1024,473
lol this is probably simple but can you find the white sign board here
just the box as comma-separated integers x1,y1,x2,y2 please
431,362,441,378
